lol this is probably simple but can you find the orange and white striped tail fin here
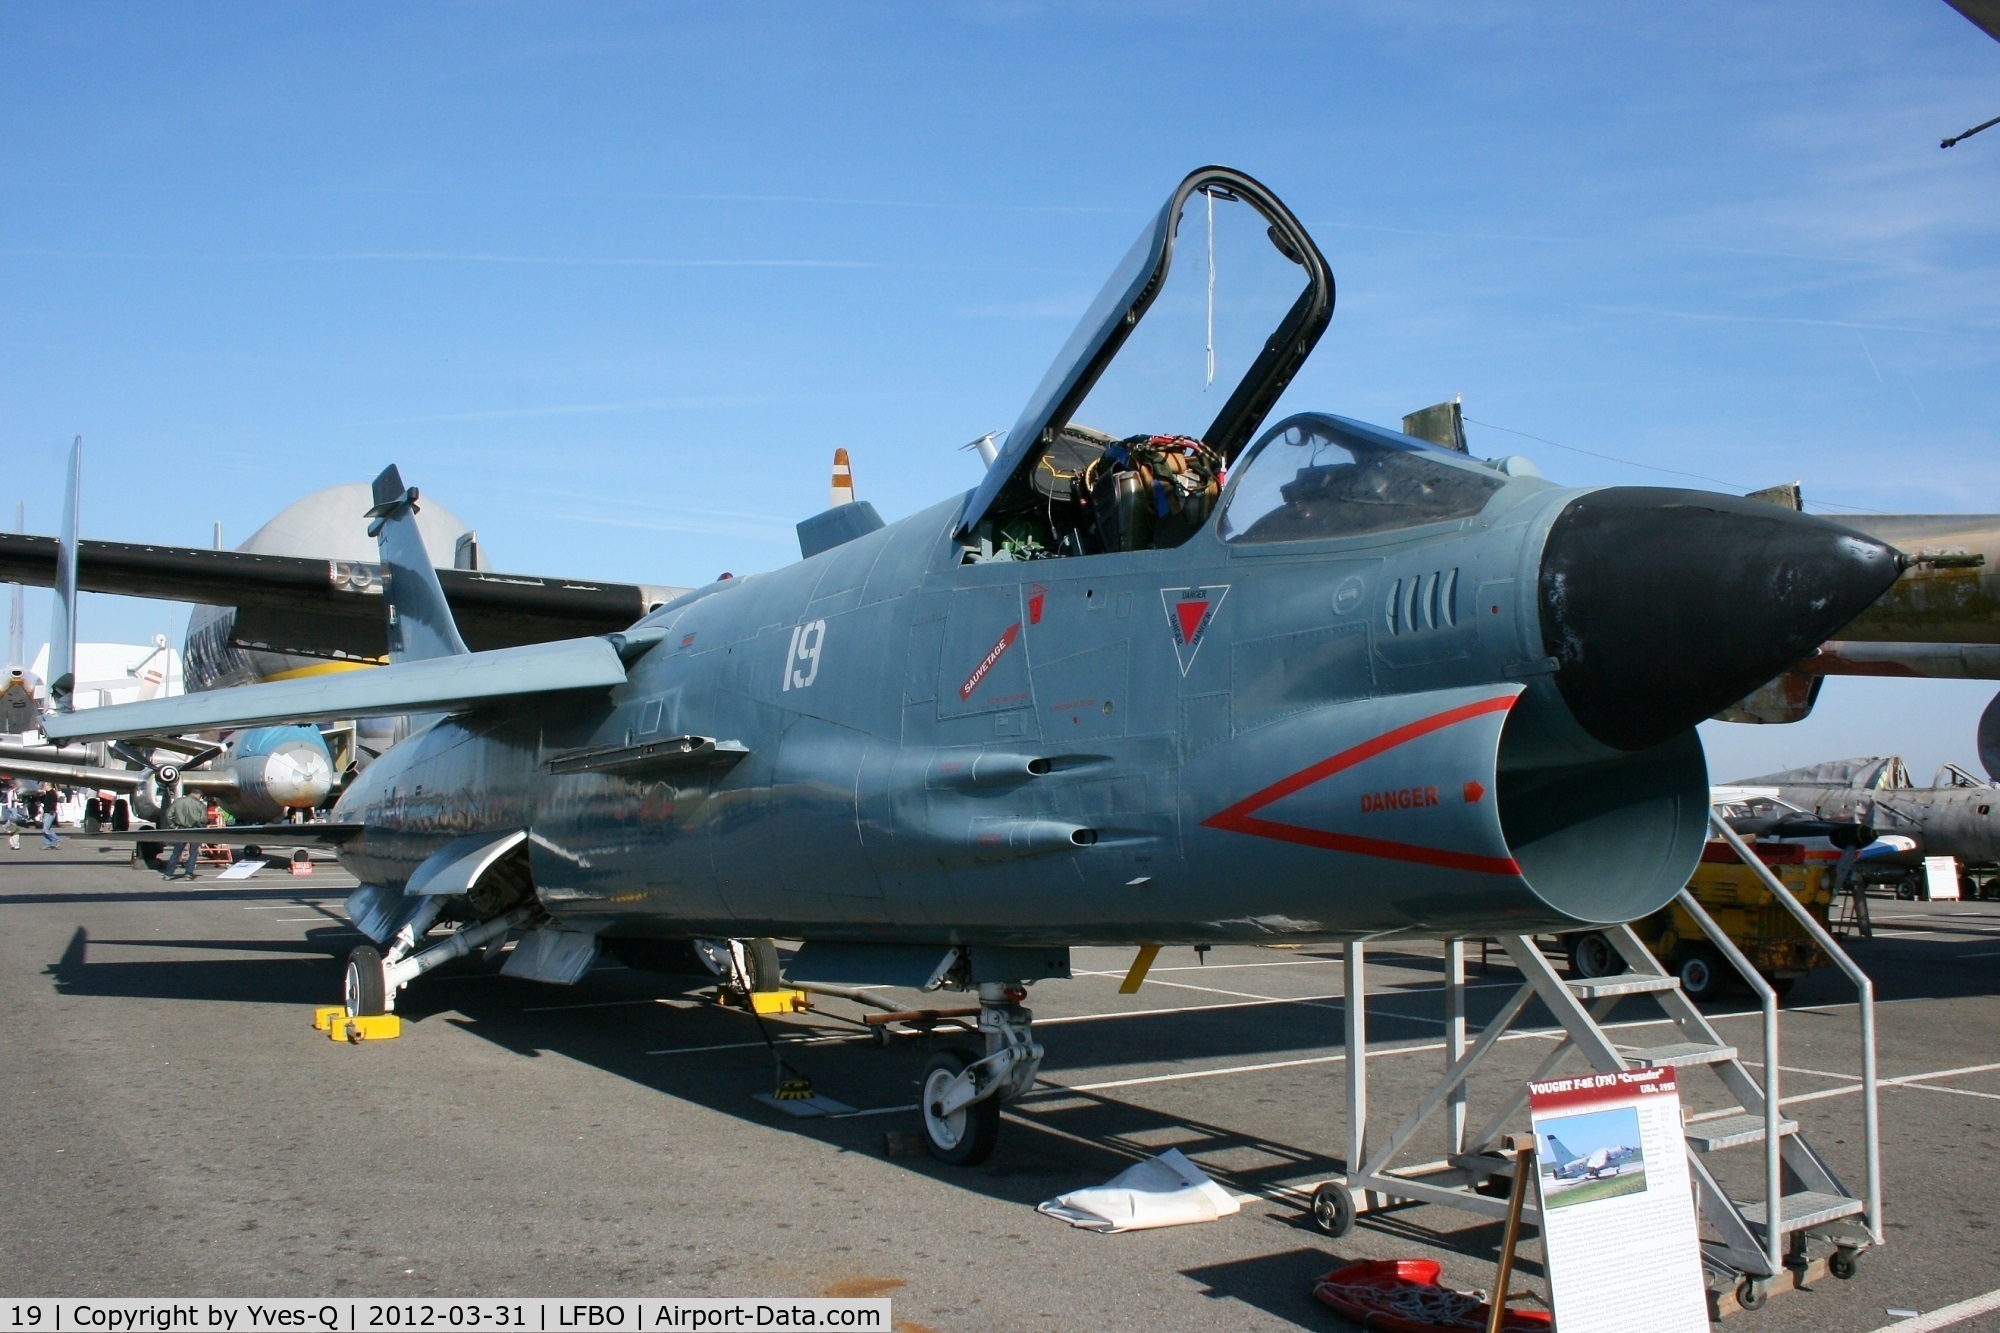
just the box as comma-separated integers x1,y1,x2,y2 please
830,448,855,507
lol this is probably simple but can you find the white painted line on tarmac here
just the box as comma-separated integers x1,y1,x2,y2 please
1122,958,1341,973
1040,994,1343,1024
1076,974,1346,1012
1032,1008,1739,1097
1955,950,2000,959
1781,1061,2000,1107
1868,1284,2000,1332
1055,1050,1351,1092
646,1033,866,1056
522,997,698,1013
835,1103,918,1118
1897,1083,2000,1102
1739,1061,1862,1082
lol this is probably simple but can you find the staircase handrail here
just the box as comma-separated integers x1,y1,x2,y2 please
1709,810,1882,1245
1672,884,1783,1277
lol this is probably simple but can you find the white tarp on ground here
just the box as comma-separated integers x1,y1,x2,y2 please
1037,1148,1242,1233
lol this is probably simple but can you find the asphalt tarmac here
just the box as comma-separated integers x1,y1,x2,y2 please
3,841,1998,1331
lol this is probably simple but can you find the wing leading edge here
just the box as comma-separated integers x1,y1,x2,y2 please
41,635,630,743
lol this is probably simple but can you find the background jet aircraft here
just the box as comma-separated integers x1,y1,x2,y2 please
1546,1133,1638,1181
0,725,333,825
1731,756,2000,896
0,478,688,810
44,166,1905,1165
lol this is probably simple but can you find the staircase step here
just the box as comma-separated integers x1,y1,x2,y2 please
1616,1040,1737,1068
1684,1113,1798,1152
1567,974,1680,999
1735,1190,1867,1236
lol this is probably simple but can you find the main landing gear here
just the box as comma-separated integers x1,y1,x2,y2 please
342,904,534,1016
916,981,1043,1166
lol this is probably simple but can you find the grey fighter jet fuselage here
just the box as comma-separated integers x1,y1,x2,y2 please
47,166,1904,1163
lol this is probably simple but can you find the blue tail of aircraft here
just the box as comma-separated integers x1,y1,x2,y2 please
1545,1133,1577,1164
366,465,468,663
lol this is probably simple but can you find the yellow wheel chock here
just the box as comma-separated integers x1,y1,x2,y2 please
312,1005,402,1042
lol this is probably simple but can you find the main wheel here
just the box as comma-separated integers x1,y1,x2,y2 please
745,937,783,992
1678,950,1721,1001
344,945,388,1017
918,1046,999,1166
1567,932,1623,979
1311,1181,1356,1237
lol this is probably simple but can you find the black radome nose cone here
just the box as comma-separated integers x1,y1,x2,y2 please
1539,487,1902,751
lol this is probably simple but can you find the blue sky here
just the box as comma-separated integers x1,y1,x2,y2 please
2,3,1997,778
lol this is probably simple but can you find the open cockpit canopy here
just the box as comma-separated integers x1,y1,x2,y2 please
956,166,1333,551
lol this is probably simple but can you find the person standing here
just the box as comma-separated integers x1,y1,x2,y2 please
39,789,60,850
161,787,208,880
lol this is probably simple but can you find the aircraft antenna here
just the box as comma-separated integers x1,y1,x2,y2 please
1943,113,2000,148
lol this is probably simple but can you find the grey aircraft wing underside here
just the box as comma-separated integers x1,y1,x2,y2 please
39,634,633,742
1946,0,2000,43
0,533,686,660
88,822,363,846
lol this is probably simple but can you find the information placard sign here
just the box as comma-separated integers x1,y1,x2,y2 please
1528,1065,1709,1332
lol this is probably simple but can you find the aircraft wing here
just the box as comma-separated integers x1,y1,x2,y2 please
40,635,630,743
0,533,684,659
0,753,234,793
1946,0,2000,43
90,823,363,845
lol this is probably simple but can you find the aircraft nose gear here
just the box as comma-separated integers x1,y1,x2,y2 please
916,981,1044,1166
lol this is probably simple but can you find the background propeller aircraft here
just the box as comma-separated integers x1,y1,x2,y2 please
41,166,1905,1164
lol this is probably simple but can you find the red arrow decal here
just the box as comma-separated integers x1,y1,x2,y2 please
1203,695,1521,876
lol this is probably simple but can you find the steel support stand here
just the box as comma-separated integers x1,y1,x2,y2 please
1344,940,1368,1209
1444,937,1467,1156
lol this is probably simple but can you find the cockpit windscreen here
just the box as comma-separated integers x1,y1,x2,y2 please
1220,413,1504,543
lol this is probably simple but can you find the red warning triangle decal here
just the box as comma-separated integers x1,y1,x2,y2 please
1174,600,1210,644
1160,585,1229,675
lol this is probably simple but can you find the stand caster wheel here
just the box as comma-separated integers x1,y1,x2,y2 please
918,1046,999,1166
1737,1277,1769,1310
1830,1247,1861,1280
1310,1181,1356,1237
344,944,387,1017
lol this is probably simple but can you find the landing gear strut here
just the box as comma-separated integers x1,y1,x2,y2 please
916,981,1043,1166
342,904,533,1016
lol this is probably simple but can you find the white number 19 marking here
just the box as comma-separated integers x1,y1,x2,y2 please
782,619,825,691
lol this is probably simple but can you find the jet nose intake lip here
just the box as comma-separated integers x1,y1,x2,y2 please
1539,487,1903,751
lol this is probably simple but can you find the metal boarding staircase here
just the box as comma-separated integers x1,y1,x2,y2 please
1317,811,1882,1308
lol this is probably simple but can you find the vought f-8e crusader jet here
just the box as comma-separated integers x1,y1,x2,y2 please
48,167,1903,1164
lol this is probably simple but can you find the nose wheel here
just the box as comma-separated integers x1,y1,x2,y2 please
344,945,387,1017
919,1047,1001,1165
911,981,1042,1166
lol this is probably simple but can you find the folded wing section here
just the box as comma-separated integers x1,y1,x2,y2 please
41,635,628,742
